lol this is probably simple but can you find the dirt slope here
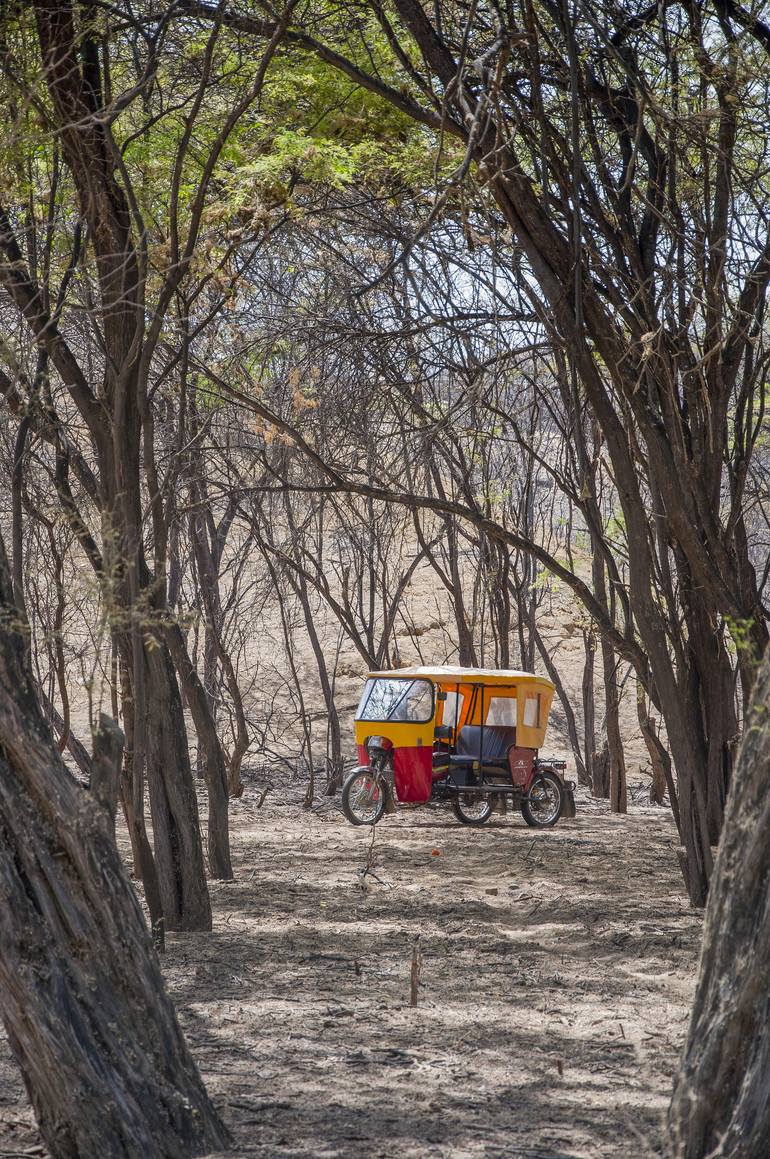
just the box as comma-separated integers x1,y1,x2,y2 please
0,789,702,1159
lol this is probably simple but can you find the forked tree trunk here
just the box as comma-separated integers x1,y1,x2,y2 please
669,649,770,1157
0,543,229,1159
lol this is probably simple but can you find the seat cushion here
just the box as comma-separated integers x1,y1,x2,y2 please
454,725,517,762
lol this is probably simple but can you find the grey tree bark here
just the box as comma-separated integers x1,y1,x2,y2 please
0,535,230,1159
669,648,770,1156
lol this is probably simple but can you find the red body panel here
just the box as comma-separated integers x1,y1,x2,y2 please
508,747,536,788
394,746,433,803
357,744,369,766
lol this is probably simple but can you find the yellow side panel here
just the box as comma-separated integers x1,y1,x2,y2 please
354,720,433,749
517,686,554,749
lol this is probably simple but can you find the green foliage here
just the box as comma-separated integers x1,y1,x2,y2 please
725,616,762,664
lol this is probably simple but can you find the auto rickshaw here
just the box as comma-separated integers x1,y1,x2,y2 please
341,666,576,828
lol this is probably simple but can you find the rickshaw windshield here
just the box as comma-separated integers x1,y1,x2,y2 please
356,678,434,723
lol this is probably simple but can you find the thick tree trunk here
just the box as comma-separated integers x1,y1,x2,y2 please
0,541,230,1159
669,649,770,1157
690,625,739,845
665,721,713,909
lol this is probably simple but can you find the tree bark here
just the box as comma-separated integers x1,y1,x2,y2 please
669,648,770,1157
40,690,92,781
15,0,215,932
187,496,248,798
143,640,212,929
582,629,597,793
636,681,679,824
593,741,610,799
592,550,627,812
0,538,230,1159
602,641,627,814
165,621,233,879
534,625,589,786
90,712,123,827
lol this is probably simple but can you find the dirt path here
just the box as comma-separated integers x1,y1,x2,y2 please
0,790,702,1158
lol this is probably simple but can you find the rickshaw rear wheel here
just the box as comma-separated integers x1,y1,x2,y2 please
341,769,386,826
522,769,564,828
452,793,493,826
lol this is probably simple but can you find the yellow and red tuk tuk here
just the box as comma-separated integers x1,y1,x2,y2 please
341,666,575,828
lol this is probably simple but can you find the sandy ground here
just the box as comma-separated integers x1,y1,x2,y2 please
0,786,703,1159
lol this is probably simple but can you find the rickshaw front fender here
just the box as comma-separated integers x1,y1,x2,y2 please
394,746,433,803
357,743,433,803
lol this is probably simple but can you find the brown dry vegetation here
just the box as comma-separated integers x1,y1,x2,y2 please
1,787,701,1159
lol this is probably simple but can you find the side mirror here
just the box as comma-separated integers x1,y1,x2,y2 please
436,690,447,702
434,724,453,740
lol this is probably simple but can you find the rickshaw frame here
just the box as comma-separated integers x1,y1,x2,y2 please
342,666,576,828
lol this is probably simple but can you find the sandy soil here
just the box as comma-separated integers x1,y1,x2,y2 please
0,786,703,1159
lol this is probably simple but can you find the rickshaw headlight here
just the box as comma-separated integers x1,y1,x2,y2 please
366,735,392,753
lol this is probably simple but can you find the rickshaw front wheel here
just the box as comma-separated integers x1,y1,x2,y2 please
452,793,493,826
522,769,564,828
341,769,386,826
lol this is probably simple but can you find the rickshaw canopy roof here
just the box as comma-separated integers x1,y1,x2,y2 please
365,665,555,692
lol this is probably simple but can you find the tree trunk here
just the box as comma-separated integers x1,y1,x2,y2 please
602,640,627,814
669,649,770,1157
294,579,344,794
534,625,589,785
165,621,233,879
593,741,610,799
143,640,212,930
490,542,512,668
0,538,230,1159
636,681,678,822
445,518,477,665
591,551,627,812
188,498,248,797
40,690,92,782
90,712,123,827
582,629,597,793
